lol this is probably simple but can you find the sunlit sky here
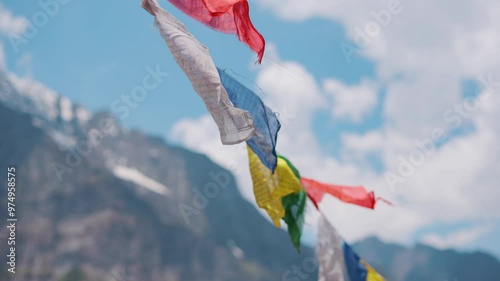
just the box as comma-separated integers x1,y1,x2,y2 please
1,0,499,258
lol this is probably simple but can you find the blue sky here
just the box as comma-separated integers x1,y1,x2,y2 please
1,0,500,258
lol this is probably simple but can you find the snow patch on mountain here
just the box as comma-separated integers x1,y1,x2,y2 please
60,96,73,121
48,130,77,149
75,107,92,124
113,165,171,195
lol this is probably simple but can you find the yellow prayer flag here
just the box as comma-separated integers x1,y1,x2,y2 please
247,146,302,227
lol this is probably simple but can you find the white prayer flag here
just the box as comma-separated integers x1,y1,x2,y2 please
317,213,347,281
143,0,256,145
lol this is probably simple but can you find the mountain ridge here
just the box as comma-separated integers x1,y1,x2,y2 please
0,69,318,281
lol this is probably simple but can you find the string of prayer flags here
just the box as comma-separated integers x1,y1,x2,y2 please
165,0,265,62
219,68,281,172
142,0,392,270
301,178,391,210
247,146,302,227
317,213,386,281
142,0,256,145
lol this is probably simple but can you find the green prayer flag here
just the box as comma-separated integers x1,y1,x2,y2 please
282,190,307,252
278,155,306,252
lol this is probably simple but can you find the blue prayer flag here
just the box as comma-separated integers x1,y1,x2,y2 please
218,68,281,172
343,242,368,281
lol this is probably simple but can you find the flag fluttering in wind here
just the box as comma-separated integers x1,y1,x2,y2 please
165,0,265,62
343,243,368,281
142,0,256,145
219,68,281,171
247,147,302,227
279,155,306,252
301,177,391,210
317,213,348,281
281,189,307,252
317,213,385,281
246,150,390,252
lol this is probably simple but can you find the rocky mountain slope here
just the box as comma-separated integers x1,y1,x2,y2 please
0,70,317,281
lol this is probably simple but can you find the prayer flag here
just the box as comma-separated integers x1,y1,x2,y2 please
248,146,302,227
302,178,391,210
165,0,265,62
282,190,307,252
219,68,280,171
143,0,256,145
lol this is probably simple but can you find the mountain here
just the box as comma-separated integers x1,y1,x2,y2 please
0,69,317,281
354,237,500,281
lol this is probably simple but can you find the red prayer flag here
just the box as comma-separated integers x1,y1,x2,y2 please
201,0,240,14
301,178,391,210
166,0,265,63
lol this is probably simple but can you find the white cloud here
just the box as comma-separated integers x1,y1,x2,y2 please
0,4,28,37
421,225,494,250
257,0,500,135
257,53,326,129
340,131,385,167
322,197,428,243
341,131,384,155
323,79,378,122
169,115,253,199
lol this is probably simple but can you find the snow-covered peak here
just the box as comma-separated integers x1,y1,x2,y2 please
7,72,59,121
0,71,94,130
